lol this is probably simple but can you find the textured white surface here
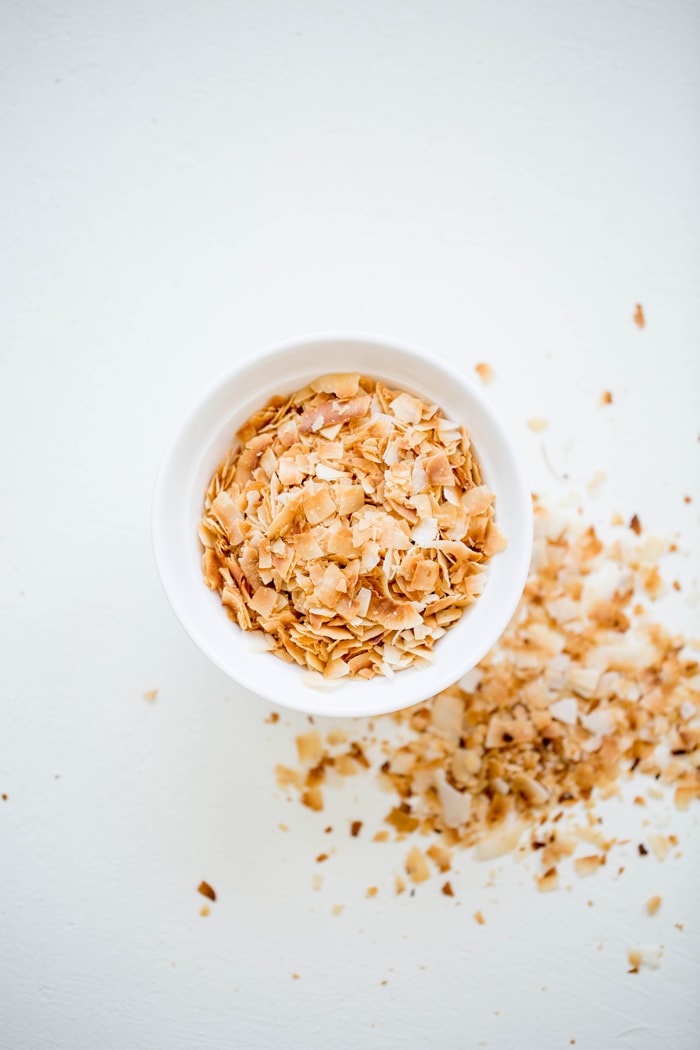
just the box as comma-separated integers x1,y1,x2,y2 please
1,2,699,1048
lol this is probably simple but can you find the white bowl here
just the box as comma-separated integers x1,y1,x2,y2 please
152,333,532,717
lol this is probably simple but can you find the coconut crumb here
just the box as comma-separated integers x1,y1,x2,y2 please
633,304,645,329
527,418,548,433
646,895,662,916
574,854,605,878
197,881,216,902
537,867,560,893
647,834,671,862
600,391,613,405
474,362,494,384
405,845,431,884
143,689,158,702
474,910,486,924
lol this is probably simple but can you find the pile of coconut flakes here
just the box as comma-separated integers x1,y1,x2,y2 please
275,496,700,898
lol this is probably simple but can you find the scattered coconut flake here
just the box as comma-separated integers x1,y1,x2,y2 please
647,834,671,862
405,845,431,884
628,945,662,970
586,470,606,495
527,418,548,433
198,881,216,902
633,303,645,329
537,867,560,893
474,362,494,384
646,895,662,916
549,697,578,726
574,854,604,878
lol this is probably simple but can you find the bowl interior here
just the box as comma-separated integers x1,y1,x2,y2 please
153,334,533,717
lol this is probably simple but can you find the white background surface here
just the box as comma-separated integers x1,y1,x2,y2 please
2,2,699,1048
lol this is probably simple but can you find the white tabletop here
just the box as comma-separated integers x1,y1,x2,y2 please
2,2,699,1048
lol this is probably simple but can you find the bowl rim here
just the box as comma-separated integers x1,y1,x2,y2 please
152,330,533,717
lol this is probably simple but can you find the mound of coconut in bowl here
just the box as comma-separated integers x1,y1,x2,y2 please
199,373,507,681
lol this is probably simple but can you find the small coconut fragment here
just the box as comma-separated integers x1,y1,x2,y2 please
296,731,323,766
198,881,216,902
646,895,662,916
574,854,604,878
647,833,671,862
405,845,431,884
549,697,578,725
310,373,361,398
426,844,453,873
537,867,560,893
527,418,548,433
435,769,472,828
301,787,324,812
474,362,494,384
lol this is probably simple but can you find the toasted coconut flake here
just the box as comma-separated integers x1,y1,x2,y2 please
310,373,361,398
405,845,431,884
646,895,662,916
198,880,216,902
537,867,560,893
474,362,494,384
647,833,671,862
426,844,453,872
249,585,279,619
301,787,324,812
435,769,472,828
303,487,337,525
574,854,604,878
296,731,323,766
549,697,578,725
390,392,424,424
